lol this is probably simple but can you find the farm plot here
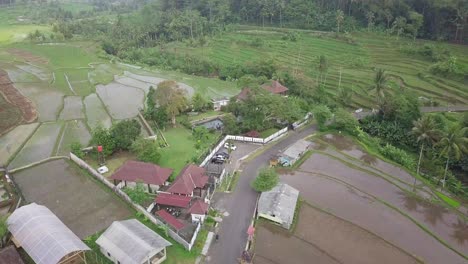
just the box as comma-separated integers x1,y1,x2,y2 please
0,122,39,165
58,96,84,120
96,82,144,120
11,159,132,238
8,122,62,169
13,82,64,122
84,93,112,129
255,204,420,264
0,94,22,135
280,172,466,264
56,120,91,156
298,153,468,257
5,67,40,83
15,64,51,81
8,48,49,65
55,68,93,96
123,71,195,96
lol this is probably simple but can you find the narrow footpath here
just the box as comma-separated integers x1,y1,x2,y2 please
206,125,318,264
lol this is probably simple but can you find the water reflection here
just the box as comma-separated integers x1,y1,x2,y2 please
451,219,468,245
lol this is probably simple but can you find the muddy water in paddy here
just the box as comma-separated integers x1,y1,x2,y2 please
281,172,467,264
300,153,468,257
320,134,418,185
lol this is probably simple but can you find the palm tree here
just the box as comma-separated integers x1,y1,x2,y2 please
369,68,389,103
437,125,468,188
336,9,344,33
411,116,440,189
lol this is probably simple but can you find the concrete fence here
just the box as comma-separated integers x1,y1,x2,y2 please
69,153,198,250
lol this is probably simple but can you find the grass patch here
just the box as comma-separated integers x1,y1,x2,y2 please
85,151,136,176
158,126,220,179
435,191,461,208
260,128,280,138
188,110,222,122
228,171,241,192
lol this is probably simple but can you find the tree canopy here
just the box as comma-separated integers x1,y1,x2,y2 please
154,80,188,127
251,167,279,192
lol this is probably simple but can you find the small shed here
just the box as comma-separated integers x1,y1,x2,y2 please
212,97,230,111
7,203,90,264
96,219,171,264
281,139,311,164
257,183,299,229
188,200,209,223
0,246,24,264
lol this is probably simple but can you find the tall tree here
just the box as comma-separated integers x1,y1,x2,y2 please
438,125,468,188
411,116,440,188
393,16,407,40
317,55,329,85
154,80,188,127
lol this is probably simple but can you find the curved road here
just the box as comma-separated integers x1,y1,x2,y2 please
206,125,318,264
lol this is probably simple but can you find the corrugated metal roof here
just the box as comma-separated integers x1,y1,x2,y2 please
282,139,310,160
7,203,89,264
258,183,299,229
96,219,171,264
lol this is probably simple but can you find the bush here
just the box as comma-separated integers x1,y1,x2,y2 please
312,105,332,130
379,144,415,170
110,120,141,151
123,183,150,204
332,108,358,135
131,138,161,164
70,142,84,158
251,167,279,192
90,125,116,156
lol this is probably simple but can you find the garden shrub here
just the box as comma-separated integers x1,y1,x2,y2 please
379,143,415,170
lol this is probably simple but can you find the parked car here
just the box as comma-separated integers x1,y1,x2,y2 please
224,142,237,151
211,155,226,164
216,149,230,159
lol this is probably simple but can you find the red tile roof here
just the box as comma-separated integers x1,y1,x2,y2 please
155,193,191,208
236,87,253,101
189,200,209,215
261,80,288,94
167,164,208,195
111,161,173,186
156,210,185,231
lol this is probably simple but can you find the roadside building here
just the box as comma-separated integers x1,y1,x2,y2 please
111,161,173,193
167,164,209,197
261,80,289,96
0,246,24,264
212,97,230,111
257,183,299,229
188,199,209,223
280,139,311,165
7,203,89,264
96,219,171,264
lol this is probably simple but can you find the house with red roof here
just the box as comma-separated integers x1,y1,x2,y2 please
236,87,253,102
166,164,209,197
189,199,209,223
261,80,289,95
111,160,173,193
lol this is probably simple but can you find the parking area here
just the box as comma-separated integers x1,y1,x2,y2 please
11,159,132,238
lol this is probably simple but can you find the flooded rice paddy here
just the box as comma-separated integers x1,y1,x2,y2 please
56,120,91,156
84,93,112,129
255,204,420,264
96,82,144,119
268,134,467,264
58,96,84,120
14,83,64,122
0,122,39,165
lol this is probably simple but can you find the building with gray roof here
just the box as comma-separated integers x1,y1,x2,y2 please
257,183,299,229
96,219,171,264
281,139,311,165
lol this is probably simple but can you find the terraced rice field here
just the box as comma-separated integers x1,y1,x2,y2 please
276,134,467,264
58,96,84,120
8,122,63,169
0,122,39,165
84,93,112,129
168,29,468,108
14,82,64,122
96,82,145,120
55,120,91,156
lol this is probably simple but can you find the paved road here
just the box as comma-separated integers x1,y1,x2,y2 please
206,125,317,264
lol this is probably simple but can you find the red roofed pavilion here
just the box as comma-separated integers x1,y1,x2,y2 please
155,193,192,208
189,200,209,223
111,161,173,192
167,164,208,196
261,80,288,95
